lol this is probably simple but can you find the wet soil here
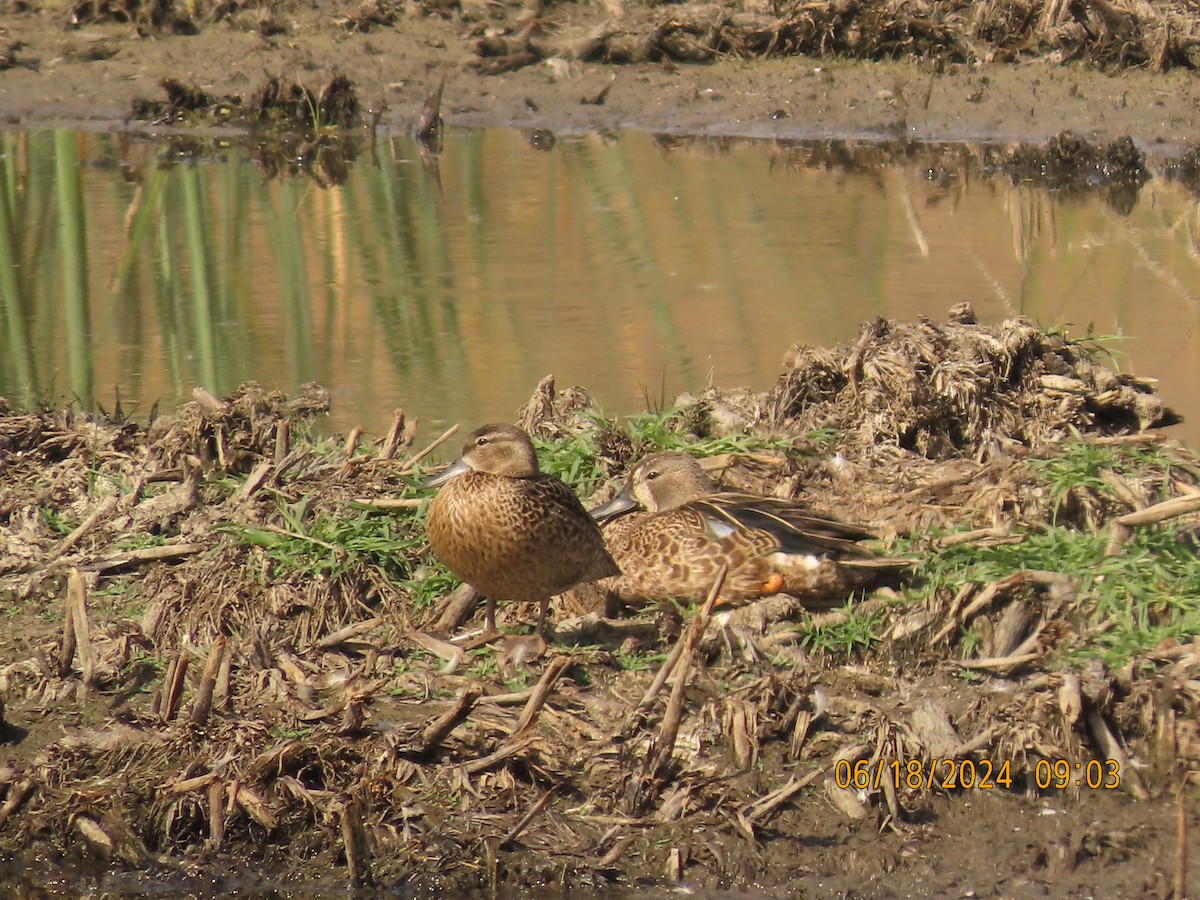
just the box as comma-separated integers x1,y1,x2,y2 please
1,0,1200,152
2,313,1199,897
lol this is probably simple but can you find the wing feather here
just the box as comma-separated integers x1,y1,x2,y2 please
695,493,877,558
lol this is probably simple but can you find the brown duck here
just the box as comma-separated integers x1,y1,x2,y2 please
590,451,902,608
423,423,620,635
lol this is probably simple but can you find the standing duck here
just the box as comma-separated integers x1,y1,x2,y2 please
590,451,901,609
423,424,620,635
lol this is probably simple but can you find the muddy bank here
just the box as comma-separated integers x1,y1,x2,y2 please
2,0,1200,151
1,309,1198,895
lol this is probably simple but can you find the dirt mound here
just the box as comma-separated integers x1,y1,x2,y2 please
0,317,1197,895
766,304,1177,461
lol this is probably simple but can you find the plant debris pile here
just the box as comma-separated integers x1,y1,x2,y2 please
69,0,193,33
49,0,1200,74
767,304,1177,461
462,0,1200,74
129,75,365,186
994,131,1149,214
1002,132,1148,191
1161,141,1200,197
131,74,361,130
0,315,1198,894
250,74,360,131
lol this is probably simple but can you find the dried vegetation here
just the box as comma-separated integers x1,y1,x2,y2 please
464,0,1200,75
769,302,1173,463
126,74,365,186
83,0,1191,203
47,0,1200,88
55,0,1200,76
1,311,1198,893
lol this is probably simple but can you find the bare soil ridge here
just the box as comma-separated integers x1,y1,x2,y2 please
4,0,1200,150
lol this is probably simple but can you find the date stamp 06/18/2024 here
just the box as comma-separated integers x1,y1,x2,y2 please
833,757,1122,792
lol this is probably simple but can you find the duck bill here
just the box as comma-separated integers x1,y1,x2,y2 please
589,484,639,523
420,457,472,488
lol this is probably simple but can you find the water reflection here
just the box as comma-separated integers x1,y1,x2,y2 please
1,128,1198,446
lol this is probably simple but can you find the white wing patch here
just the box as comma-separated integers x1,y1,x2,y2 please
769,551,821,570
703,517,738,540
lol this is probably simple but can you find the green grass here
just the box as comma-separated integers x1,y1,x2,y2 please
402,568,459,612
39,605,64,623
530,405,835,496
86,467,127,497
116,533,169,551
531,419,609,496
220,492,424,583
613,649,668,672
1060,325,1124,367
502,670,533,691
40,508,73,536
268,726,314,741
907,524,1200,665
622,405,814,457
1026,438,1174,519
2,596,34,618
793,600,887,657
464,649,498,680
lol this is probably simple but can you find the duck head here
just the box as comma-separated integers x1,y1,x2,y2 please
591,451,714,520
421,423,541,487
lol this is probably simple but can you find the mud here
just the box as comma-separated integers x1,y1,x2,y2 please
0,0,1199,153
1,311,1199,896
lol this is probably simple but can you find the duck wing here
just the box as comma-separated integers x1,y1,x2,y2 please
694,492,878,559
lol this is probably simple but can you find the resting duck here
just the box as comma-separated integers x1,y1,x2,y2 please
590,451,901,609
423,423,620,635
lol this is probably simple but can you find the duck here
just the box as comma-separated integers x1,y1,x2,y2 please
422,423,620,635
589,451,901,609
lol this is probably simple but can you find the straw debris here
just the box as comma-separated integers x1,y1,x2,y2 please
463,0,1200,73
129,75,366,187
768,305,1176,460
0,313,1197,892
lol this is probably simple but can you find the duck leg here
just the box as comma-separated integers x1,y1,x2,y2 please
536,597,550,636
484,596,499,634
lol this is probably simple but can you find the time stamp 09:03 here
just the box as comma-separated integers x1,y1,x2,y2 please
833,758,1122,791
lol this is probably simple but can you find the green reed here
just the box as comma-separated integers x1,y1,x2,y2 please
0,134,35,404
54,130,94,406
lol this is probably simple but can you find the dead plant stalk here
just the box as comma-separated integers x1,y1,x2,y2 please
648,566,727,775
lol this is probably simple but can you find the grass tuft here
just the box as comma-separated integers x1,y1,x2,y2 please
794,600,887,658
1026,437,1174,521
905,523,1200,665
220,492,423,583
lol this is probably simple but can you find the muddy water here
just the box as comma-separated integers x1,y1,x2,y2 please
2,128,1199,446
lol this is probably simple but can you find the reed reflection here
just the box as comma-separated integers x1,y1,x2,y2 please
0,128,1196,448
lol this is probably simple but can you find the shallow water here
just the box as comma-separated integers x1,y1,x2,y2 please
2,128,1199,446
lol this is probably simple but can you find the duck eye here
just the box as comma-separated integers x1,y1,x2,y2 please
645,469,660,480
475,436,489,447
